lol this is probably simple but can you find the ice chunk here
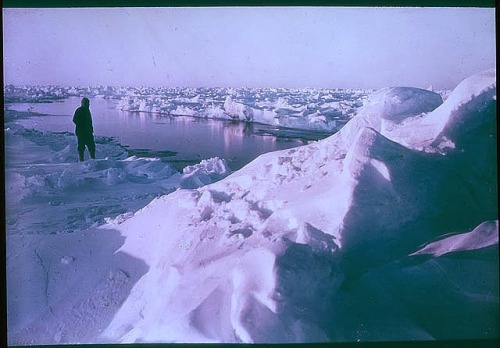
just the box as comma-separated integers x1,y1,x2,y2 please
224,96,254,121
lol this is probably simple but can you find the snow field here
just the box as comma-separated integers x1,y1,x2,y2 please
6,227,149,345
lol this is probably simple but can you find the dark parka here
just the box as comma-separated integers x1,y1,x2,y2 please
73,98,95,161
73,105,94,137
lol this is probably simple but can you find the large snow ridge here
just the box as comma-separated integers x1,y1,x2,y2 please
6,70,498,344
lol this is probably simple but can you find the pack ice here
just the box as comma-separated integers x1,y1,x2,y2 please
6,70,498,344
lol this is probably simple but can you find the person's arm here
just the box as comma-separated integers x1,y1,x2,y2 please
73,108,79,125
89,111,94,133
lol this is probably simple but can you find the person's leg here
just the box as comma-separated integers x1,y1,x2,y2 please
77,136,85,161
88,136,96,159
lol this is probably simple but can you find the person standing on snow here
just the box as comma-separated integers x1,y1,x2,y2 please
73,97,96,161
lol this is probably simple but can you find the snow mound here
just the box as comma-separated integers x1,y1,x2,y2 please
429,69,496,149
337,86,443,150
95,70,498,343
359,87,443,122
180,157,232,189
377,68,496,151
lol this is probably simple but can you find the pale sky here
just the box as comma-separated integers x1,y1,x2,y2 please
2,7,496,89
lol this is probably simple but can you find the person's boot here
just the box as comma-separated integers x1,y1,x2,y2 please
78,152,85,162
90,150,95,160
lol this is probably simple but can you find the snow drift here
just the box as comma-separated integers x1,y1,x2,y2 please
102,69,497,343
6,70,498,344
180,157,232,189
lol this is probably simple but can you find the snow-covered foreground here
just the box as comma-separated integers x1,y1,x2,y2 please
6,70,498,344
4,112,232,236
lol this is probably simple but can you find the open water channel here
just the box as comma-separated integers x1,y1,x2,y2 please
6,96,330,171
